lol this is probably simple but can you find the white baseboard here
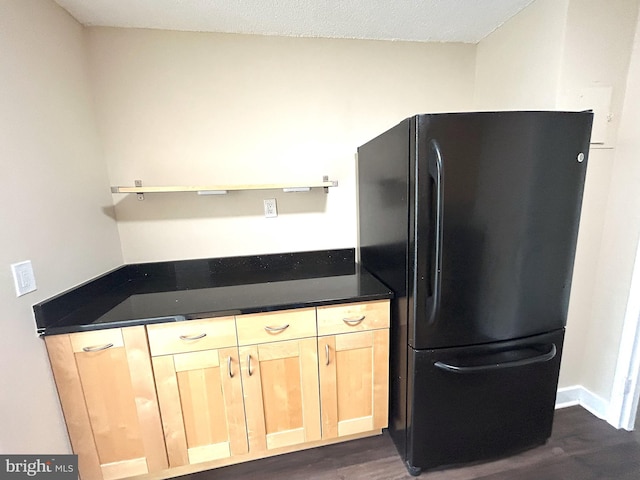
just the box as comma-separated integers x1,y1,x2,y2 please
556,385,609,420
555,386,581,408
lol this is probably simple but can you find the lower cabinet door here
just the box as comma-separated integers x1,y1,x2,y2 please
152,347,248,467
45,326,168,480
239,338,321,453
318,329,389,439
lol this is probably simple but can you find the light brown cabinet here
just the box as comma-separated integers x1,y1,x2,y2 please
46,300,389,480
146,317,248,468
45,327,167,480
317,300,390,439
237,308,321,453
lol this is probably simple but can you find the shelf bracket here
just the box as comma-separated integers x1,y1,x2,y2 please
135,180,144,201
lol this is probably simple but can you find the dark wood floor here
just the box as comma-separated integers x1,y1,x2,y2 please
184,407,640,479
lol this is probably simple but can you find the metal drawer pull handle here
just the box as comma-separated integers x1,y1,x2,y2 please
325,344,330,366
342,316,365,326
247,355,253,376
264,324,290,333
228,356,234,378
82,343,114,352
179,333,207,341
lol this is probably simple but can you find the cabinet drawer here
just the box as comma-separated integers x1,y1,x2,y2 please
317,300,390,336
69,328,125,353
147,317,237,356
236,308,316,345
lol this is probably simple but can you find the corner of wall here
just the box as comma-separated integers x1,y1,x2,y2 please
556,385,609,420
473,0,570,110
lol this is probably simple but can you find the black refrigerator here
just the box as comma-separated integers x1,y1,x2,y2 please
357,111,593,475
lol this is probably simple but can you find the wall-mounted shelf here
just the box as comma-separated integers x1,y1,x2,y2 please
111,176,338,200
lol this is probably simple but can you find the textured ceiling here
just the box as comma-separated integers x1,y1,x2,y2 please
54,0,536,44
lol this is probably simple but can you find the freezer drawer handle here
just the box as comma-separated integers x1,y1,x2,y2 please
433,344,557,373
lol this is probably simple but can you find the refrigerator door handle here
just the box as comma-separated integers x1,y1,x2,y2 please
433,344,557,373
426,139,444,324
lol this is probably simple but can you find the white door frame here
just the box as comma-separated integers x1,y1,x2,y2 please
607,236,640,430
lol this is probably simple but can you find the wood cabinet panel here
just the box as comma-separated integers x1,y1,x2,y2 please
69,328,124,352
45,334,103,480
152,346,248,468
240,337,321,453
147,317,237,356
45,326,167,480
150,355,187,468
318,328,389,440
236,308,316,345
120,328,169,475
47,299,390,480
317,300,390,336
75,344,145,464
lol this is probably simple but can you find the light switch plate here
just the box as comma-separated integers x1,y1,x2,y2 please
11,260,37,297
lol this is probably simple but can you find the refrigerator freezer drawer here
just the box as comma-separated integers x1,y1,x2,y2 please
406,329,564,472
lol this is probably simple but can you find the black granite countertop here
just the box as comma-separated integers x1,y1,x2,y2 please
34,249,393,336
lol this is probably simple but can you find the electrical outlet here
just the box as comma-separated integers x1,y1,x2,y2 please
264,198,278,218
11,260,37,297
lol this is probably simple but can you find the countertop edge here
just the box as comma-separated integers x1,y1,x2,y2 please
39,291,393,336
36,249,394,337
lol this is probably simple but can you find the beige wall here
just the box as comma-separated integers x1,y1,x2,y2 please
474,0,640,402
557,0,640,147
0,0,123,452
474,0,570,110
575,8,640,400
87,28,476,262
559,0,639,398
